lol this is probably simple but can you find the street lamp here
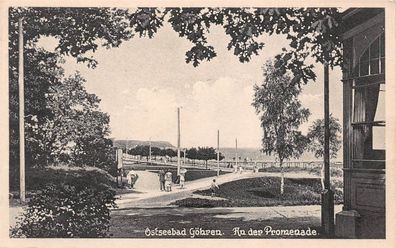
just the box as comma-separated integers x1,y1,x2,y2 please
321,61,334,236
149,137,152,165
177,107,181,176
217,130,220,177
18,18,26,202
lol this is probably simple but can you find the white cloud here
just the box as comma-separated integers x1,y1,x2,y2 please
119,87,180,143
299,93,324,134
182,77,261,148
118,77,262,148
121,89,131,95
124,105,134,110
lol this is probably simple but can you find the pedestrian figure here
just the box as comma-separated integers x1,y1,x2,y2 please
253,163,259,173
239,165,243,174
179,173,185,189
165,170,172,192
179,168,187,189
126,170,132,188
158,169,165,191
131,173,139,188
127,170,139,189
210,179,219,197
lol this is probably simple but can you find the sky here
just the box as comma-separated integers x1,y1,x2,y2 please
39,21,344,149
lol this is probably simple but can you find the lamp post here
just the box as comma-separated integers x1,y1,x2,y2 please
235,138,238,172
149,137,152,165
217,130,220,177
18,18,26,202
177,107,181,176
321,62,334,236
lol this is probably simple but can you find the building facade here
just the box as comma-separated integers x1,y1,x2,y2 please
335,8,386,238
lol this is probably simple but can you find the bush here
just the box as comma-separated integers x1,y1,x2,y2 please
11,182,116,238
10,162,117,192
23,165,116,192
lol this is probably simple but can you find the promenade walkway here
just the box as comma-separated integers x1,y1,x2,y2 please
115,171,320,209
110,170,341,238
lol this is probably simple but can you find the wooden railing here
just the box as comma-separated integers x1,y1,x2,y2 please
122,154,342,170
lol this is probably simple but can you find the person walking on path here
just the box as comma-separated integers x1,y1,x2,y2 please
179,173,185,189
127,170,139,189
165,170,172,192
210,178,219,197
179,168,187,189
158,169,166,191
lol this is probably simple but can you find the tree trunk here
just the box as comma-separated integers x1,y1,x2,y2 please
205,161,208,170
280,160,284,195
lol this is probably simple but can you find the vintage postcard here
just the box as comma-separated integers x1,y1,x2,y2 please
0,0,395,247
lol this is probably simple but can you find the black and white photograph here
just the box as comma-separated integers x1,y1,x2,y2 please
1,2,395,246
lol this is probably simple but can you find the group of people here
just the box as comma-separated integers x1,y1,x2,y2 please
123,168,221,197
158,169,173,192
157,169,187,192
234,165,244,174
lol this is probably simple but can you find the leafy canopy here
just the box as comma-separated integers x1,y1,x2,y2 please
196,147,225,162
307,115,342,159
11,7,343,84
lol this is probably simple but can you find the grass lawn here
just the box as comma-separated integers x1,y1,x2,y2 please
172,177,343,208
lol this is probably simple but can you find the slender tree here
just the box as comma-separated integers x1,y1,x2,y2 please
307,115,342,189
307,115,342,159
252,59,310,194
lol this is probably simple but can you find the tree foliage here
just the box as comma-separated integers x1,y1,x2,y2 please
307,115,342,159
128,145,149,157
9,8,118,180
11,178,116,238
9,48,65,183
252,59,310,164
187,147,225,168
127,146,177,158
186,147,198,161
253,59,311,194
10,7,342,83
24,71,115,170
